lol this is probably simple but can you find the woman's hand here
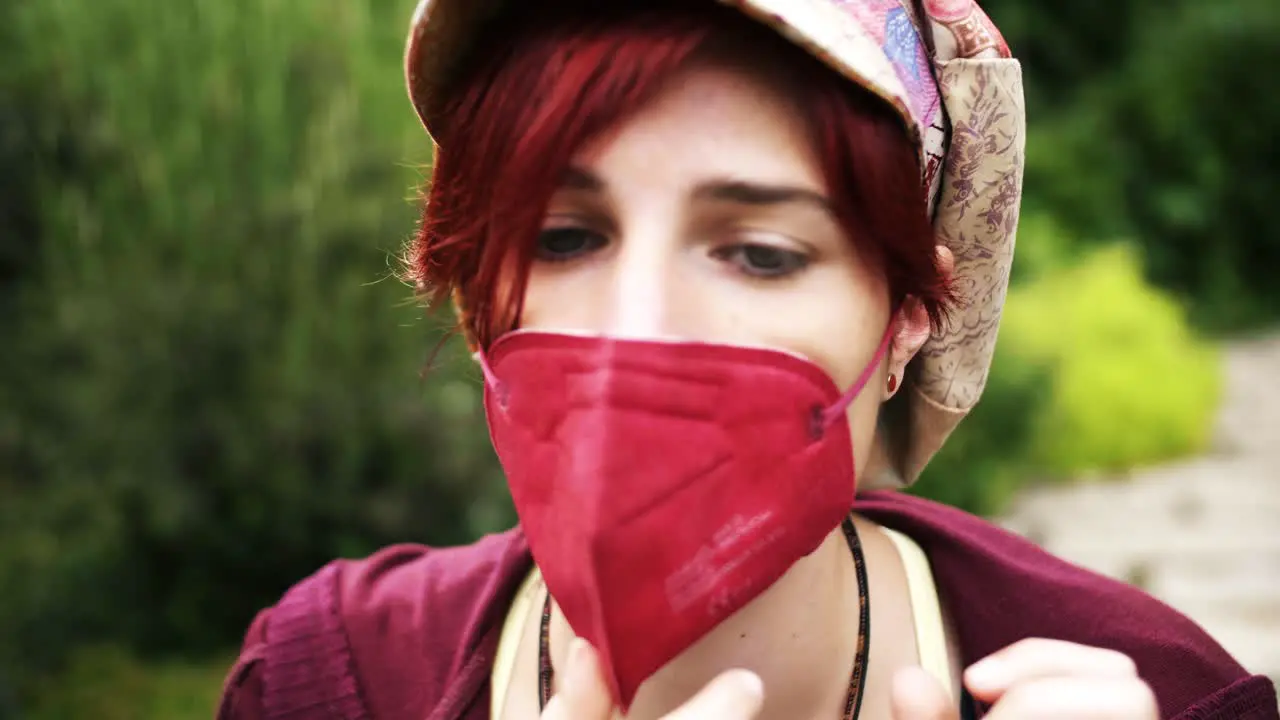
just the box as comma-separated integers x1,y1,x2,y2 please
892,639,1159,719
541,639,764,720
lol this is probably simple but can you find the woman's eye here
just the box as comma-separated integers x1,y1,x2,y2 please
716,243,809,278
534,228,607,262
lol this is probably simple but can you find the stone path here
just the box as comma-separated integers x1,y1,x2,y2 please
997,332,1280,683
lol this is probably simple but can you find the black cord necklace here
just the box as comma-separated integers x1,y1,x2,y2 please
537,515,871,719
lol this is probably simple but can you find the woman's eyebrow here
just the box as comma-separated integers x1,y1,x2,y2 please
694,178,833,214
558,167,833,216
560,166,605,192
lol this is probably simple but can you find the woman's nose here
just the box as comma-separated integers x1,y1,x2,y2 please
599,233,692,341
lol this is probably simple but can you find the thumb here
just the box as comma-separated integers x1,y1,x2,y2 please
891,666,957,720
935,245,955,280
664,669,765,720
541,639,613,720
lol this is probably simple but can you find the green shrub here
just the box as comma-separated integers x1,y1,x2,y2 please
1014,0,1280,331
1000,243,1221,475
1003,211,1082,287
0,0,512,697
913,223,1221,514
25,646,229,720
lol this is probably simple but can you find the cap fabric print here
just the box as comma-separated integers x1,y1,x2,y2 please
404,0,1026,488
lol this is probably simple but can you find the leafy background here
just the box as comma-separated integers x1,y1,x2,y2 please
1,0,1276,716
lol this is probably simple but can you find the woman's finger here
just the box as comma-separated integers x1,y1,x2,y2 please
662,669,765,720
541,639,613,720
891,666,959,720
965,639,1138,700
935,244,956,279
982,675,1159,720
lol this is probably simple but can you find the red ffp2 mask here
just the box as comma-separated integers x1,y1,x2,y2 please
480,329,891,708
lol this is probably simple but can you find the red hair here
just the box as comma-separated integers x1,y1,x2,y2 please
405,0,952,349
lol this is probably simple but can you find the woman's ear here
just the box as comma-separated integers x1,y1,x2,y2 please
884,245,953,400
885,299,930,400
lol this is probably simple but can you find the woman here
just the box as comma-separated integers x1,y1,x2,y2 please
219,0,1278,718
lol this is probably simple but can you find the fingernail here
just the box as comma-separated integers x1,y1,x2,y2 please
965,658,1007,689
731,669,764,702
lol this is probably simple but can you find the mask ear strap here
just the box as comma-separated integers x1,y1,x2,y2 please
820,323,896,430
475,350,510,407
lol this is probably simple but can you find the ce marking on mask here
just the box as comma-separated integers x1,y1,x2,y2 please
663,511,786,616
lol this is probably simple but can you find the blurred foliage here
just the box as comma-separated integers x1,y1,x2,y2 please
910,222,1221,513
1,0,1276,714
24,646,229,720
1001,243,1221,475
988,0,1280,331
0,0,512,703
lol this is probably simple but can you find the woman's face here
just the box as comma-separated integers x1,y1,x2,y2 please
520,61,900,471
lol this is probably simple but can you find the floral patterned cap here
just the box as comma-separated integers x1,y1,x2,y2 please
404,0,1026,487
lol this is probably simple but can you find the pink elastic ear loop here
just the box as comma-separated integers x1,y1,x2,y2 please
475,349,508,408
814,323,895,435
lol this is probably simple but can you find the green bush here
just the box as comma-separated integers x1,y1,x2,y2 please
25,646,229,720
913,223,1221,514
1013,0,1280,331
1000,243,1221,475
0,0,512,697
1002,211,1082,288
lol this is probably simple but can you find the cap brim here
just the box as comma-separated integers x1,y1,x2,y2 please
404,0,935,166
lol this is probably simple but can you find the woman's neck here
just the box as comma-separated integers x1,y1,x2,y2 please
547,525,868,720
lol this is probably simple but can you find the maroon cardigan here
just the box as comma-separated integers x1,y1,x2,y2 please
218,492,1278,719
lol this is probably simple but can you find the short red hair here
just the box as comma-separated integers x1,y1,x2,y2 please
404,0,952,349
